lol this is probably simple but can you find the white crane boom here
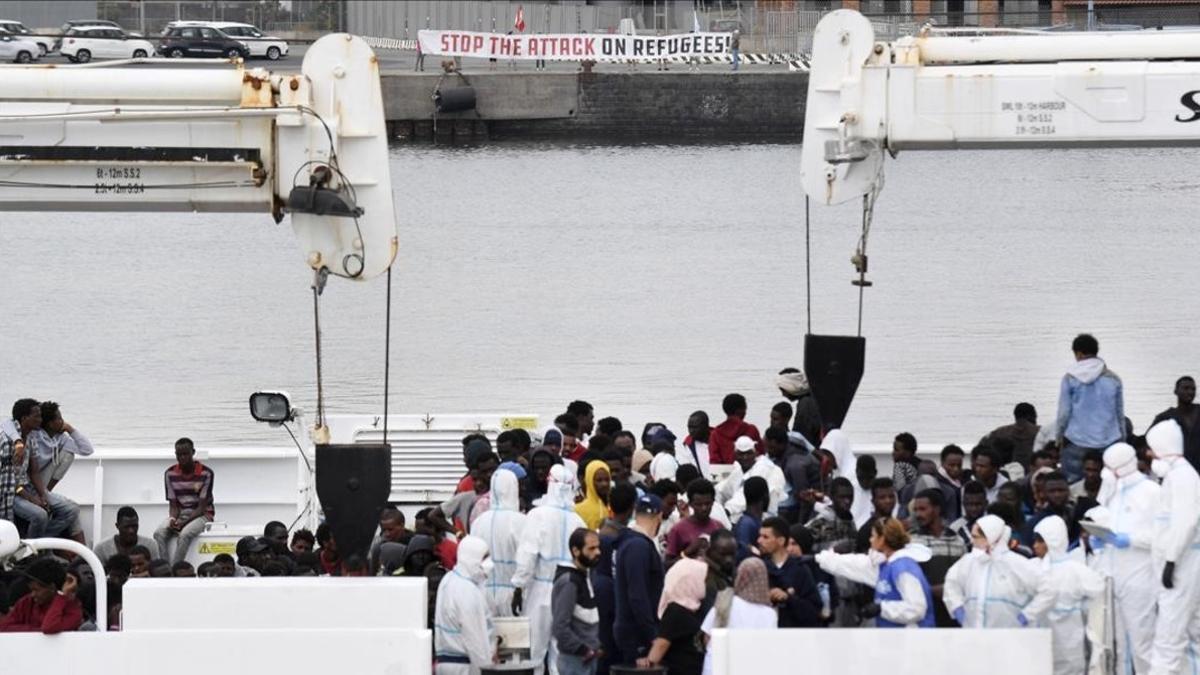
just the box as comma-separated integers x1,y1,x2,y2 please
0,34,397,280
801,10,1200,205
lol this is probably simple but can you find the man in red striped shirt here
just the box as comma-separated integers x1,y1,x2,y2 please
153,437,215,564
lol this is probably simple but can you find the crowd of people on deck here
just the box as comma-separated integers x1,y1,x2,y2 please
2,334,1200,675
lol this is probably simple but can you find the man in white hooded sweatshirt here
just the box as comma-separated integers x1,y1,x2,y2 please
435,535,496,675
1020,515,1105,675
943,514,1041,628
473,468,527,618
513,465,586,675
1147,419,1200,675
1090,442,1160,674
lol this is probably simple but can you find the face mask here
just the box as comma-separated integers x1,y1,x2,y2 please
480,559,495,576
1152,458,1172,479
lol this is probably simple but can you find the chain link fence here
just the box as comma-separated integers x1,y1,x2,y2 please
96,1,343,37
742,4,1200,54
89,1,1200,53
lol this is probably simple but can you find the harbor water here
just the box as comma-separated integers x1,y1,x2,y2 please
2,142,1197,448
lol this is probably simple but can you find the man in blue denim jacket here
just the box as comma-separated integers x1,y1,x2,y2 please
1055,333,1124,483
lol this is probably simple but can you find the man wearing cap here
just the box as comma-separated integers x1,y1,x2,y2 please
613,493,666,666
778,368,823,448
235,536,268,576
0,558,82,633
543,428,580,481
716,435,787,522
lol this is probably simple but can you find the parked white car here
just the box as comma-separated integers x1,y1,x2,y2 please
0,30,40,62
60,25,155,62
0,19,52,55
161,20,288,60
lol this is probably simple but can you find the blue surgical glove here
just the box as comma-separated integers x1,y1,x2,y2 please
1089,535,1106,550
1108,533,1131,549
1017,613,1030,627
953,607,965,625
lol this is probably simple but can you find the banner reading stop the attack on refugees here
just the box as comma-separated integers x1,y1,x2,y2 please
418,29,732,61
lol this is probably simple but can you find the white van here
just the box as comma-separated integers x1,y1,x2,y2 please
0,19,51,54
161,20,288,60
60,25,156,62
0,30,39,62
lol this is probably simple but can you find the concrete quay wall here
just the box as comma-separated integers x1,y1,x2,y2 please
382,70,807,142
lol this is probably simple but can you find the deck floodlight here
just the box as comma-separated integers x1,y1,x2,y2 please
250,391,294,424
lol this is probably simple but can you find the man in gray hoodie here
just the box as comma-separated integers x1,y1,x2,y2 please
552,528,603,675
1055,333,1124,483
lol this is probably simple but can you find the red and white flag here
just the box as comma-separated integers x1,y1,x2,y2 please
514,5,526,32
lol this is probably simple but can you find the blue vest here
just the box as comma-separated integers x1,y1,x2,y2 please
874,555,935,628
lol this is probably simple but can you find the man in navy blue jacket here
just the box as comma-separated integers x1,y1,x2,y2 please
759,516,822,627
613,494,665,665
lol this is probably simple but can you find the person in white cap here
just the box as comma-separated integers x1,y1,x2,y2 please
1090,442,1159,674
943,514,1040,628
1146,419,1200,675
434,535,497,675
1019,515,1105,675
715,436,786,522
513,465,586,675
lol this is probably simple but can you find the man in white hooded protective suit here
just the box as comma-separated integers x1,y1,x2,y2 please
1147,420,1200,675
1090,442,1160,674
943,514,1041,628
435,535,496,675
513,464,586,675
1020,515,1105,675
472,468,527,617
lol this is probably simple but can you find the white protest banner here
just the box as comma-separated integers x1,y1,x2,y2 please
418,30,732,62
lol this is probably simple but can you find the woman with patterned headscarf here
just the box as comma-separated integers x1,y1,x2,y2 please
698,558,778,675
637,557,709,674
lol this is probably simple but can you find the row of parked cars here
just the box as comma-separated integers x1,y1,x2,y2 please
0,18,289,63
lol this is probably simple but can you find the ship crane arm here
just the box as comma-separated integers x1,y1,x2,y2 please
0,35,397,281
801,10,1200,205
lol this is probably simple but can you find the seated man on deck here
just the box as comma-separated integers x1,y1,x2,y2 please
93,506,160,564
28,401,94,492
152,437,215,564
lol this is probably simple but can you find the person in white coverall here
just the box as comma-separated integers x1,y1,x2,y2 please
1091,442,1160,675
943,514,1041,628
1019,515,1105,675
434,536,497,675
513,465,586,675
472,468,527,618
1147,419,1200,675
